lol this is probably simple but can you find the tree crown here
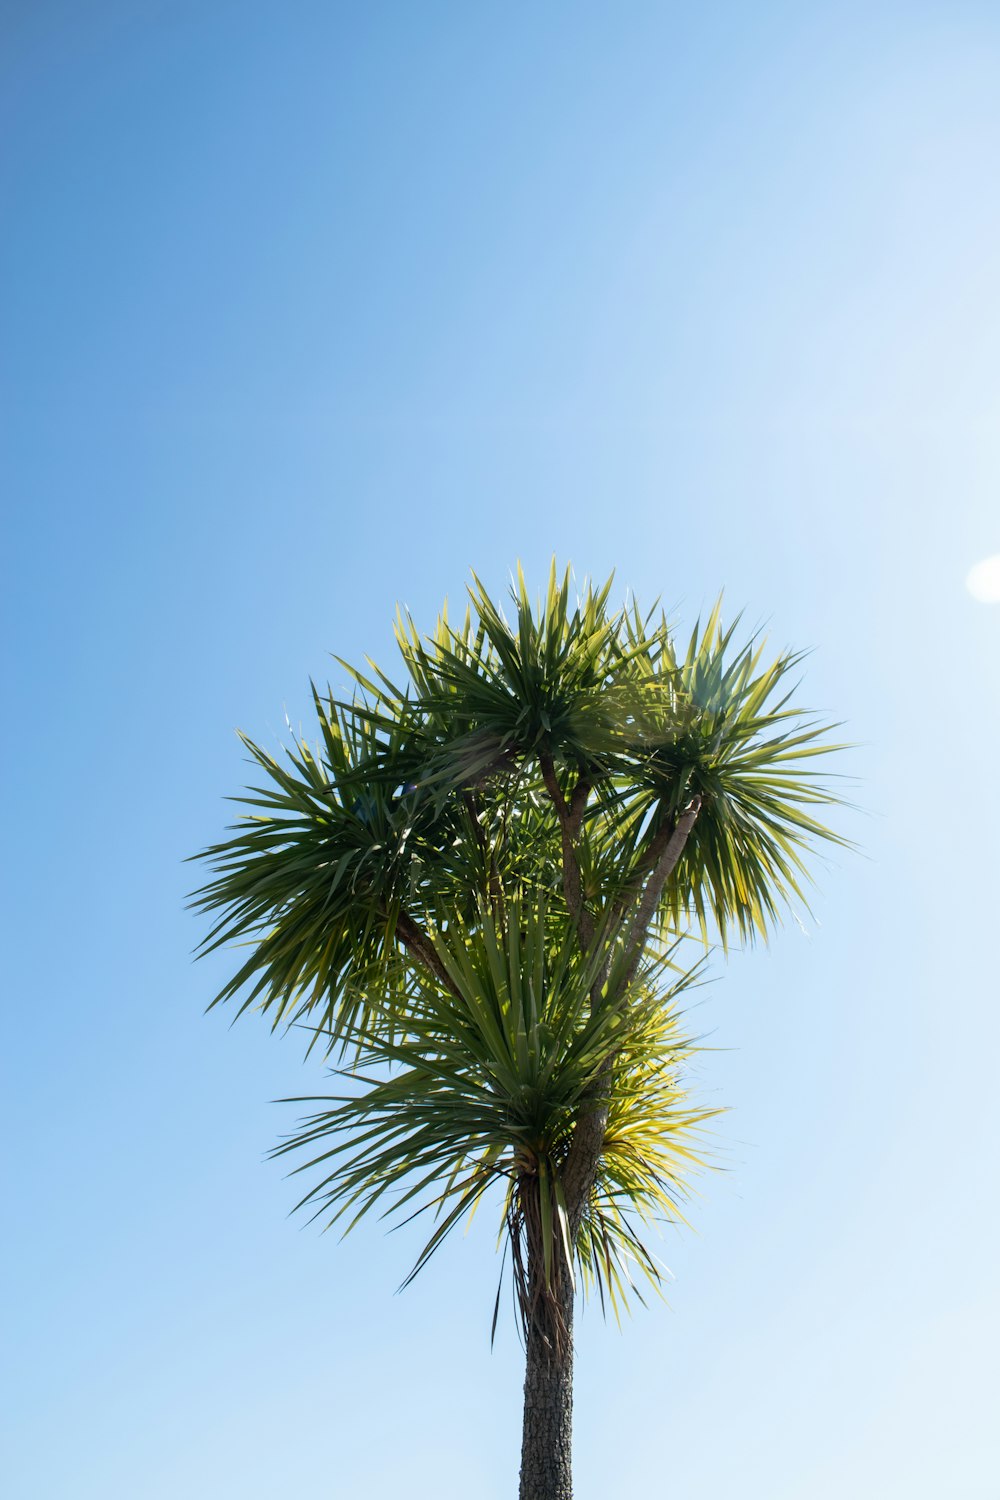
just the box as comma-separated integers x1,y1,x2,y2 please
193,563,847,1325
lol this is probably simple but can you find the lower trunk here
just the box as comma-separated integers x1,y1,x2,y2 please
518,1262,575,1500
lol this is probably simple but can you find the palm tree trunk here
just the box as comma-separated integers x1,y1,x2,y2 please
518,1261,575,1500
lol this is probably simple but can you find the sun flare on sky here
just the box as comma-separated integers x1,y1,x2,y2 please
965,554,1000,603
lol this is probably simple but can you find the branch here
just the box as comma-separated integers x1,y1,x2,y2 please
617,794,702,992
461,788,503,912
462,787,487,853
560,794,703,1233
560,1055,614,1240
539,752,593,949
394,908,463,1001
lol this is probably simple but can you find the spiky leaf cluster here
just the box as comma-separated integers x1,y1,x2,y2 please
192,564,847,1324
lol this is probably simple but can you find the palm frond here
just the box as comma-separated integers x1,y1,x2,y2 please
272,898,714,1335
192,563,850,1340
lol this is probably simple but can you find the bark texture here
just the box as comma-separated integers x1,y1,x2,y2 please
518,1263,575,1500
519,793,704,1499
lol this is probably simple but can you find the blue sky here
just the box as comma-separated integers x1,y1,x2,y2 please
3,4,999,1496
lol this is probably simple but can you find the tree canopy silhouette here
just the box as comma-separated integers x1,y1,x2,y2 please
193,564,847,1500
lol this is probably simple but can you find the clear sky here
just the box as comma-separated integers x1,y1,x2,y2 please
3,4,999,1497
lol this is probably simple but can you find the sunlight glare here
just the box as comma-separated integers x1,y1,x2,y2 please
965,555,1000,603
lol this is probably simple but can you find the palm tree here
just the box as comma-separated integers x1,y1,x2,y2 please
192,565,846,1500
